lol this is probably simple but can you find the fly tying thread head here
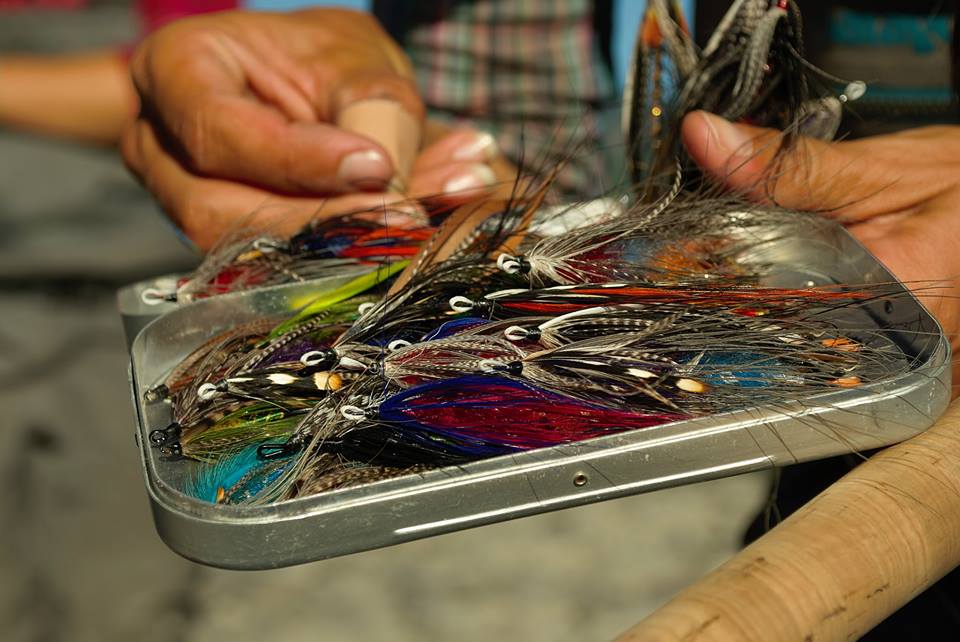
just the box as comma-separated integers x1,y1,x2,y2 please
497,254,531,275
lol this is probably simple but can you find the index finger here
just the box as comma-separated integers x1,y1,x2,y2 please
132,23,397,194
336,97,422,192
680,111,952,222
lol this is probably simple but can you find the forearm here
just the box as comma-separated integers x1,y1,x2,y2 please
0,50,137,145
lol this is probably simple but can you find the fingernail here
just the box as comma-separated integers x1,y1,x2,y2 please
453,132,498,161
443,164,496,194
385,209,429,228
701,112,754,160
355,203,428,228
337,150,392,188
389,202,429,225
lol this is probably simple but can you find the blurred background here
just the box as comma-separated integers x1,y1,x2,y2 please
0,1,954,641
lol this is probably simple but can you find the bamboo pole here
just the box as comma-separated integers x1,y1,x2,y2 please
615,401,960,642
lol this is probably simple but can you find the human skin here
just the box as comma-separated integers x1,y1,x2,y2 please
0,51,135,144
120,9,504,250
682,110,960,385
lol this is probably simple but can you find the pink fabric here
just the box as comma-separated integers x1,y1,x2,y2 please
0,0,87,10
137,0,239,34
0,0,236,40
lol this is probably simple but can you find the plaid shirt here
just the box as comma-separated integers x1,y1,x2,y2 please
375,0,618,199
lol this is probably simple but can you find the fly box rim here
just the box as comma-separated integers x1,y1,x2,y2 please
126,219,951,569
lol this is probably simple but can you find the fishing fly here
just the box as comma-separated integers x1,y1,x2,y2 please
132,1,941,515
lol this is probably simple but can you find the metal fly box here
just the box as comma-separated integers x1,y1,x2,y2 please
122,218,949,569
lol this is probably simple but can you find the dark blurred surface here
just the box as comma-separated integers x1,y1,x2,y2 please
0,4,199,641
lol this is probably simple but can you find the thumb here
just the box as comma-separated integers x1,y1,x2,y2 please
333,73,425,193
681,110,898,221
337,98,421,192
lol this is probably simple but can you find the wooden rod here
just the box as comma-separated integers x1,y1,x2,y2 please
615,400,960,642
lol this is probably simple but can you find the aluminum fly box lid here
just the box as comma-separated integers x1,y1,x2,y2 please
125,217,950,569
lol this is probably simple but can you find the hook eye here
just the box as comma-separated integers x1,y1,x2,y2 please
141,288,177,305
257,437,304,460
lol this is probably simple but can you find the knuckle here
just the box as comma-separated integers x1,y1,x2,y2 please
180,107,218,174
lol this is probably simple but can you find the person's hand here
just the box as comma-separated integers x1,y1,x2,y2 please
121,9,500,249
682,111,960,355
